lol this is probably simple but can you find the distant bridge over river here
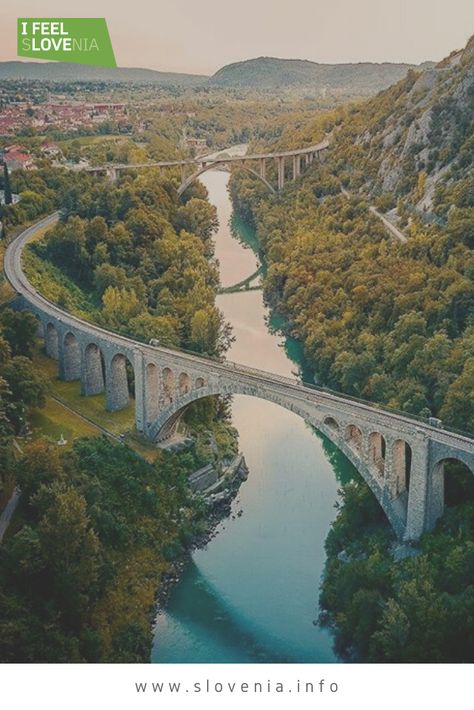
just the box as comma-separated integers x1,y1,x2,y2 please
4,214,474,542
79,140,330,195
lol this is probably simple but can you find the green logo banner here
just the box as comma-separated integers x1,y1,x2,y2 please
17,18,116,67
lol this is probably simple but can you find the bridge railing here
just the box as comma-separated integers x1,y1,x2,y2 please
146,343,474,439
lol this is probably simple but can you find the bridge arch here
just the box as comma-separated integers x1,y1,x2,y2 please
392,439,412,496
106,352,134,411
177,161,276,197
81,342,105,396
428,456,474,530
162,367,175,404
146,382,406,538
61,331,81,381
324,416,340,433
45,322,59,360
368,431,386,479
345,424,363,456
179,372,191,395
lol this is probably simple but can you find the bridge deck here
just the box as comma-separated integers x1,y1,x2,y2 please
4,213,474,455
81,139,330,173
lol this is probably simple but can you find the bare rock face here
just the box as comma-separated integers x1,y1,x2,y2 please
382,127,401,150
410,68,438,95
401,109,432,158
380,159,403,193
463,34,474,59
367,33,474,200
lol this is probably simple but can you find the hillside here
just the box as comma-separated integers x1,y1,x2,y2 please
209,56,433,93
0,61,206,86
328,34,474,214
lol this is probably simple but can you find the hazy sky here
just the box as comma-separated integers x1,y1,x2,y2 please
1,0,474,74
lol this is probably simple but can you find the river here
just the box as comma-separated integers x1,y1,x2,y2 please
151,168,355,663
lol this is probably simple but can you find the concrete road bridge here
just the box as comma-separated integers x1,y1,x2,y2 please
79,139,330,195
4,213,474,542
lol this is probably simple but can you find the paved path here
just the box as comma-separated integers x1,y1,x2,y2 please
340,185,407,243
369,205,408,243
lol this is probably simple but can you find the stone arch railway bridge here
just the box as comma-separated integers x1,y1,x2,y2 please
80,139,330,195
4,213,474,543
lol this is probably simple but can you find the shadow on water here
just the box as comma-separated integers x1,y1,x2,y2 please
160,560,296,663
231,210,317,385
312,428,358,487
230,213,262,257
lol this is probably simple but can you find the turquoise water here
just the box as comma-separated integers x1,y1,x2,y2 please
151,169,354,663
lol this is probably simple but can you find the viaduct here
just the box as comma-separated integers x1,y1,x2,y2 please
4,213,474,542
79,139,330,195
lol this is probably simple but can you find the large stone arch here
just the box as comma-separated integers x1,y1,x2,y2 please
178,372,191,395
177,161,276,197
162,367,175,404
81,342,105,396
61,331,81,381
345,424,363,456
146,381,406,538
106,352,134,411
45,322,59,359
427,454,474,530
430,448,474,478
392,439,412,496
368,431,386,479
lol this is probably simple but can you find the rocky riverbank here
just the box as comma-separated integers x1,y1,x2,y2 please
154,454,249,611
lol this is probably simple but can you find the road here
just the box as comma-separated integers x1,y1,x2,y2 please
369,205,408,243
340,184,407,243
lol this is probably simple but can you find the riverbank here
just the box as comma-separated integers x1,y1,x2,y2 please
155,455,249,612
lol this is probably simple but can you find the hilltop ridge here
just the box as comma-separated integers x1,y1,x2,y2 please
0,56,434,95
208,56,433,92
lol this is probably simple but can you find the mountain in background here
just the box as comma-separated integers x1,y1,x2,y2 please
208,56,434,92
0,61,206,86
0,56,435,93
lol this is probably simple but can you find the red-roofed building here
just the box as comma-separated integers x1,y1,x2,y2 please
2,145,34,170
40,139,62,157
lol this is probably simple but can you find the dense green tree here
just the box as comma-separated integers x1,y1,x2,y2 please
0,309,39,357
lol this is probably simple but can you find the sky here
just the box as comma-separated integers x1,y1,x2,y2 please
1,0,474,74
